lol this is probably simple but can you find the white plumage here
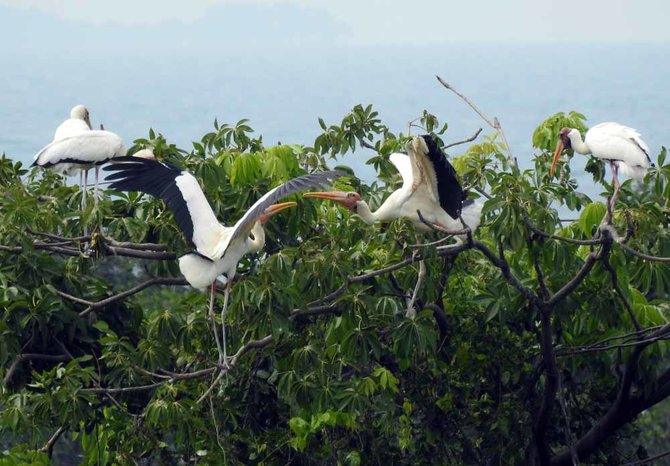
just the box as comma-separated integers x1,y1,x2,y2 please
53,104,91,141
551,122,654,189
104,157,342,360
304,135,483,236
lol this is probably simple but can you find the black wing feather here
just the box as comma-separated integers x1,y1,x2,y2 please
103,156,195,243
420,135,465,219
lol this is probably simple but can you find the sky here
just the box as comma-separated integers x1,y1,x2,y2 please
1,0,669,49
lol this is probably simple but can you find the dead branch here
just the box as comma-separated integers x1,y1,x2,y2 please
444,127,483,149
435,75,517,167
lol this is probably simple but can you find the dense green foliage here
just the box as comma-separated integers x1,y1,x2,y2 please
0,106,669,465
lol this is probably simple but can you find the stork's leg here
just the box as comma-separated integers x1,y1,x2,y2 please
610,162,620,192
406,260,426,318
406,236,426,318
208,282,224,363
220,281,233,362
94,166,99,206
82,169,88,210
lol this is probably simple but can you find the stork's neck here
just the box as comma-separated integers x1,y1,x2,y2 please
354,201,378,225
246,222,266,253
567,130,590,155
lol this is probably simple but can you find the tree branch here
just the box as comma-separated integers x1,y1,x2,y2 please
435,75,517,167
38,426,66,457
443,127,483,149
55,277,188,317
4,353,71,385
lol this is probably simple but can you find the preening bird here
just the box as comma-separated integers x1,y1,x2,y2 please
551,122,654,190
304,134,482,237
104,156,342,360
304,134,482,316
33,105,126,205
53,104,92,141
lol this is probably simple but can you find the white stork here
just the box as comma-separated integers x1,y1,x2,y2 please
54,104,92,141
104,157,342,361
551,122,654,191
304,134,482,315
33,105,125,206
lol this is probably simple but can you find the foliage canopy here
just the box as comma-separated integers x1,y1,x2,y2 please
0,104,669,465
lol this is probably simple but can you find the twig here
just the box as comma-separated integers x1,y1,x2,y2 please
443,128,483,149
75,277,188,317
623,448,670,465
619,243,670,263
522,211,605,246
435,75,517,167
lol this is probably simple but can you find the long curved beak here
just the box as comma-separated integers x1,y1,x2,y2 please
550,139,564,178
303,191,350,203
259,201,297,224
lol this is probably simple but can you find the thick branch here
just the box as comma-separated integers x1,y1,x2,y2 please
551,323,670,465
39,426,66,457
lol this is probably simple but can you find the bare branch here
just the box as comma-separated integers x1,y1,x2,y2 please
622,449,670,466
435,76,495,127
435,75,517,167
522,211,605,246
619,243,670,263
82,335,273,396
39,426,66,456
443,127,483,149
75,277,188,317
546,236,611,307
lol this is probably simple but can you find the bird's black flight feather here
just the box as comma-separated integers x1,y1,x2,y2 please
420,135,465,219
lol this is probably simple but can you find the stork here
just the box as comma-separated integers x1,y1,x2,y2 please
551,122,654,194
33,105,125,206
104,156,342,361
304,134,482,315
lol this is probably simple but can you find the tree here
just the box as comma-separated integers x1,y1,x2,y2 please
1,88,669,465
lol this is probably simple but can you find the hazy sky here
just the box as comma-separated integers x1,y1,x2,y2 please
1,0,669,45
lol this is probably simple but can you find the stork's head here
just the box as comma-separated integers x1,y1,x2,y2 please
303,191,361,212
71,105,92,129
258,202,297,224
551,127,575,178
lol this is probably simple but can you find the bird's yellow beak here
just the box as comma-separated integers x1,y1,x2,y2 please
303,191,360,210
259,201,297,224
550,139,565,178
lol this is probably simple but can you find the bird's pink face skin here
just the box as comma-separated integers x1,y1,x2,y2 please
258,201,297,224
303,191,361,211
551,127,572,178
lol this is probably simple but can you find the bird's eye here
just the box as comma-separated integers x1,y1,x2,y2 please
347,193,355,198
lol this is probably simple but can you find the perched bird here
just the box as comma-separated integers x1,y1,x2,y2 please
304,134,482,315
104,156,342,360
304,134,482,237
33,105,125,206
551,122,654,190
53,104,92,141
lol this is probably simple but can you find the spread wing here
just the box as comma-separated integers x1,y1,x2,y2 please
213,170,344,259
103,156,225,256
